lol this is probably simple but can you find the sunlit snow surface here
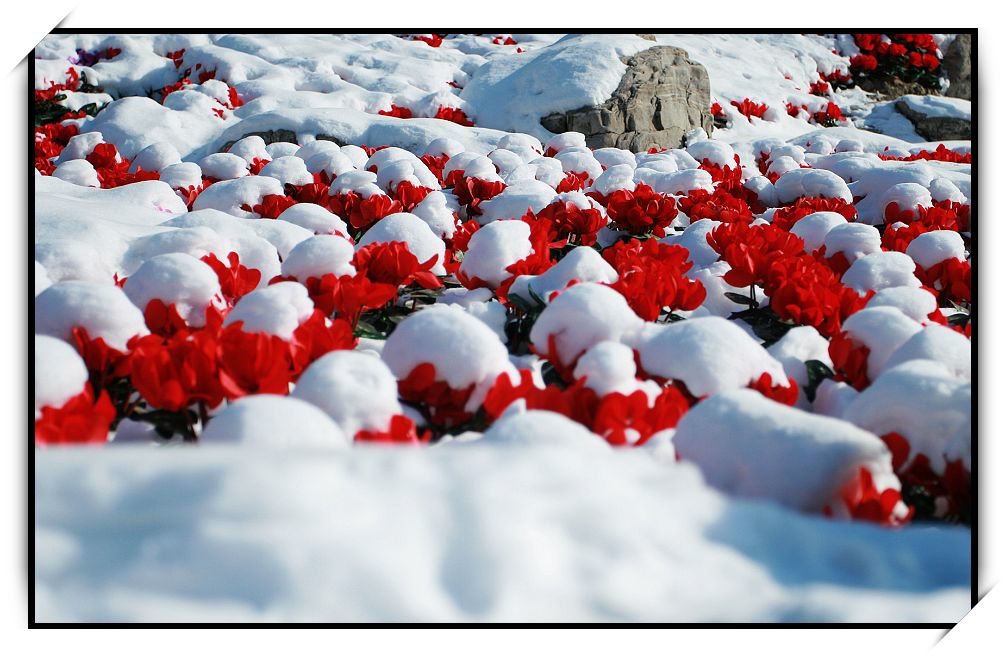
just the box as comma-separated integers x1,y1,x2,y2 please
35,446,969,623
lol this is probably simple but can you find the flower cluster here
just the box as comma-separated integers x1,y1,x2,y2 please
849,33,942,90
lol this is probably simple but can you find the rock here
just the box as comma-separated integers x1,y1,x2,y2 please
221,129,298,152
857,76,933,99
540,46,713,151
895,99,971,141
942,34,972,100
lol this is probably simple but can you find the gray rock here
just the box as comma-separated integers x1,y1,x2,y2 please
540,46,713,151
857,76,933,99
220,129,298,152
942,34,971,100
895,100,971,141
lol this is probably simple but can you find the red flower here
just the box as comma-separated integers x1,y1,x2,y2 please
772,196,856,231
328,192,403,232
70,327,132,388
706,222,805,288
536,200,607,246
452,176,506,211
748,372,799,406
829,466,908,526
828,330,872,390
35,384,116,446
285,182,331,206
242,193,297,218
412,34,443,48
678,188,755,224
730,98,769,120
288,311,356,376
605,184,678,236
201,252,261,305
378,104,413,119
355,414,430,444
397,362,477,428
216,322,294,400
300,272,398,325
434,106,474,126
555,170,590,193
603,238,705,321
393,180,434,211
128,327,224,412
353,241,443,289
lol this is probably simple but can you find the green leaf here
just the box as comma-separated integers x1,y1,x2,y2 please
724,291,757,308
947,313,970,329
802,359,835,402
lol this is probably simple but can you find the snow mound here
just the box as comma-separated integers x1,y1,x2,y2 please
292,350,403,436
635,317,789,397
223,281,314,339
381,304,517,410
201,395,349,447
34,445,970,622
34,335,89,417
674,389,902,516
35,281,148,351
843,360,971,473
122,253,225,326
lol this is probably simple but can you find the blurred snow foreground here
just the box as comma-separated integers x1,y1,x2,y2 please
36,444,968,623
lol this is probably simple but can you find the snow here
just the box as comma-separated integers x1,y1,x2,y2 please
843,360,971,473
355,212,447,275
823,222,882,262
458,220,532,288
34,445,970,622
866,286,939,324
572,341,652,397
130,142,182,173
122,253,225,326
461,34,653,138
35,281,149,351
529,283,644,366
436,288,508,343
276,203,349,237
201,395,349,447
840,307,923,381
52,159,100,187
674,389,903,518
280,235,356,281
291,350,403,437
191,175,284,217
790,212,850,252
906,230,967,269
899,94,971,121
842,251,922,294
475,179,557,224
223,281,315,339
381,304,517,411
34,261,52,296
775,168,853,204
767,326,833,407
410,190,459,239
479,409,608,448
508,246,618,304
885,325,971,381
34,335,89,417
197,152,249,180
634,317,789,397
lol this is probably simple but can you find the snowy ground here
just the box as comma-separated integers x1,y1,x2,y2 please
34,32,972,623
35,445,970,623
